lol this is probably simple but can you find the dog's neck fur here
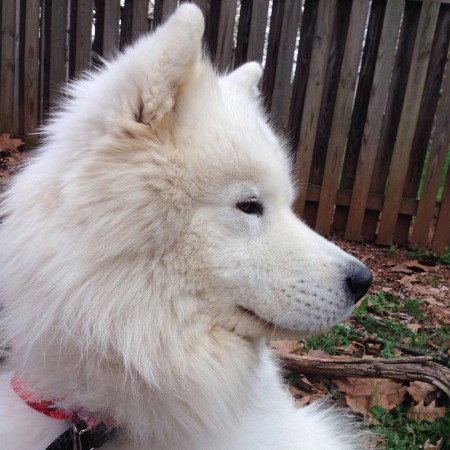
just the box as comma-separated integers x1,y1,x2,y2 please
11,302,265,448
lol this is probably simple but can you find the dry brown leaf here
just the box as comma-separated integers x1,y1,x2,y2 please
294,396,311,408
305,349,333,359
407,262,431,272
0,133,24,151
333,378,406,413
269,340,299,353
407,400,446,423
344,393,372,417
390,265,414,274
407,323,422,332
406,381,437,404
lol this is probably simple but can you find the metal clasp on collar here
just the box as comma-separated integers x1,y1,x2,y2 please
73,422,96,450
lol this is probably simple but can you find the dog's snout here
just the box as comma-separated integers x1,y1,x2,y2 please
346,265,372,303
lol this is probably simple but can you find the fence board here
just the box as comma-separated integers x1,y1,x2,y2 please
131,0,150,38
288,0,319,154
411,69,450,247
345,0,404,241
362,1,422,240
303,0,352,227
49,0,68,105
377,0,441,245
0,0,16,132
432,168,450,251
394,4,450,244
315,0,370,236
235,0,269,67
246,0,269,63
154,0,177,27
72,0,93,76
103,0,120,55
306,187,419,216
270,0,301,130
292,0,336,218
334,0,387,233
23,0,39,135
206,0,238,70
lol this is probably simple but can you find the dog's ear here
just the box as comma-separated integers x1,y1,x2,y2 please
225,62,263,99
121,4,204,129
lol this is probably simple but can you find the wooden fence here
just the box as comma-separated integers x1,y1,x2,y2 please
0,0,449,251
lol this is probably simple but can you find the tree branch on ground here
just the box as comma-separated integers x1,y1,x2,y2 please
276,351,450,397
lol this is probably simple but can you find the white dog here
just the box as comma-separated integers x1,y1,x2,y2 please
0,5,372,449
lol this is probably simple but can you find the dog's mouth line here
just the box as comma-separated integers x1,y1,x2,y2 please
237,306,278,328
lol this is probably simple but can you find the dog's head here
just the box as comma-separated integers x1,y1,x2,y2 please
0,5,372,357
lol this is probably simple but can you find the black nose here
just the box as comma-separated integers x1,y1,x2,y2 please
346,265,372,303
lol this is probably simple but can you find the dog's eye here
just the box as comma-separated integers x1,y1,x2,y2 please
236,199,264,216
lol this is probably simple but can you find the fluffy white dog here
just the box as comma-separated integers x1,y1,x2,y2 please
0,5,372,449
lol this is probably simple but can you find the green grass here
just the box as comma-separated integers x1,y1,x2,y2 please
304,291,449,358
368,404,449,450
405,244,450,266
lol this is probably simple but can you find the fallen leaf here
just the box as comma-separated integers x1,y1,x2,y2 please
390,265,414,274
270,340,299,353
306,349,333,359
407,262,430,272
407,323,422,332
407,400,446,423
406,381,436,404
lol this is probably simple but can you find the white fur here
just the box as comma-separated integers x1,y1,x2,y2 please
0,5,368,449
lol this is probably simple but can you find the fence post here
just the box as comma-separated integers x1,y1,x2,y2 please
377,0,441,245
345,0,404,241
292,0,336,218
1,0,16,133
314,0,370,236
23,0,40,138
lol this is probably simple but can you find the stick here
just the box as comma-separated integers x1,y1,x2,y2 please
275,352,450,396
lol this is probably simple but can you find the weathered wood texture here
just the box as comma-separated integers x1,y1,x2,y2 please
377,0,441,245
0,0,16,132
345,0,404,241
1,0,449,250
292,0,336,217
315,0,371,236
276,352,450,396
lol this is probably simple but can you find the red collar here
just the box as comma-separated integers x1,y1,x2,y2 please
11,374,103,427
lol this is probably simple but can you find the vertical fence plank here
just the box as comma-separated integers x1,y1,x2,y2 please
334,0,387,233
344,0,404,241
131,0,149,39
23,0,40,136
72,0,94,76
377,0,441,245
432,168,450,251
270,0,302,130
49,0,68,104
303,0,352,227
411,68,450,248
292,0,336,218
234,0,269,68
154,0,177,26
103,0,121,56
394,4,450,244
314,0,371,236
246,0,269,63
288,0,319,153
213,0,238,72
362,1,421,240
0,0,16,133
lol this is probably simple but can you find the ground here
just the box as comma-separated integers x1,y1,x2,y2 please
1,135,449,449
